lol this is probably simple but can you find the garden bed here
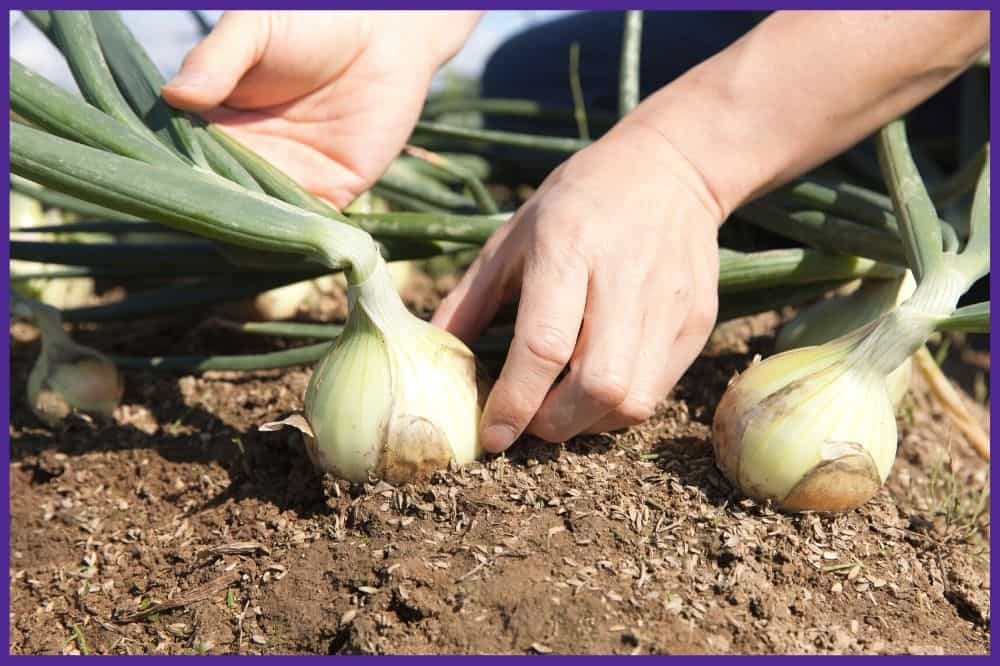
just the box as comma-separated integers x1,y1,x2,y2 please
8,280,990,655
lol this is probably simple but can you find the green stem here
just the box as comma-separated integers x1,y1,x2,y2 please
402,147,500,214
717,248,901,293
717,281,845,322
10,240,242,272
735,201,907,265
371,185,454,214
10,268,97,282
11,175,144,222
955,146,990,282
11,220,181,236
349,211,507,244
568,42,590,141
398,153,492,184
876,119,943,282
60,273,322,323
421,97,618,130
194,127,265,192
22,10,53,37
413,121,590,154
856,265,971,376
935,301,989,333
767,179,899,236
189,10,213,36
210,319,345,340
204,125,347,220
11,122,380,282
89,10,207,167
768,179,961,253
377,159,478,211
618,10,643,117
10,59,184,167
111,342,335,372
49,11,165,148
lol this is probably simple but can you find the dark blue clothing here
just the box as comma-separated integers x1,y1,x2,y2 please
479,11,967,181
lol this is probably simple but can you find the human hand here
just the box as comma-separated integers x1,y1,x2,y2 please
432,122,724,453
163,11,480,209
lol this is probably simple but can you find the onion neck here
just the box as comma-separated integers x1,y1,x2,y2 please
313,222,382,285
848,263,971,376
346,257,415,333
11,290,66,349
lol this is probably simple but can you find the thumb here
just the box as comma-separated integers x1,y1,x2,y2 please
162,11,269,112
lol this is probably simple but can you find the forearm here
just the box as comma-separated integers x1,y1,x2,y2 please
621,10,989,220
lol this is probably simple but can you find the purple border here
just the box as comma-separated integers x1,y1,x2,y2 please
2,2,997,10
3,2,995,660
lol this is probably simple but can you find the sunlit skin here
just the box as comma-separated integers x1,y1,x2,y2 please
164,10,989,454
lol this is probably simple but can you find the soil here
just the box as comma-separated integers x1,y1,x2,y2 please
8,274,991,655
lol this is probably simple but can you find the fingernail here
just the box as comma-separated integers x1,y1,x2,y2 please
166,69,209,90
481,423,517,453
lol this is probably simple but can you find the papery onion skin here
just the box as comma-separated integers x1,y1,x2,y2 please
775,273,917,408
28,346,124,426
712,329,896,513
301,259,483,484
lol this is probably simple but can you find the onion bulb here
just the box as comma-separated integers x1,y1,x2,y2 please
713,267,965,513
263,257,484,484
14,296,123,426
775,272,917,406
28,340,123,426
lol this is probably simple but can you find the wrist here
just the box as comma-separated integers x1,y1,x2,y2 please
619,66,768,222
607,117,728,229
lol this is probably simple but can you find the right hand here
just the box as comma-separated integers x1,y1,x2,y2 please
163,11,480,209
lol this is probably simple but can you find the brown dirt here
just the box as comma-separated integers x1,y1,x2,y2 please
8,277,990,655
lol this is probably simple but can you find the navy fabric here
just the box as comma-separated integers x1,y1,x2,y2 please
479,11,965,179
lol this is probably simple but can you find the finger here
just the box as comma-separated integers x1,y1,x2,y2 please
162,12,269,111
205,122,364,210
478,253,588,453
431,222,522,343
586,305,715,435
526,270,646,442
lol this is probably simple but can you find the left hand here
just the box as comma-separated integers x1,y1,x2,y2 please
432,122,724,453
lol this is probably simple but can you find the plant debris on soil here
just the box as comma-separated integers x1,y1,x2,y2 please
8,275,990,655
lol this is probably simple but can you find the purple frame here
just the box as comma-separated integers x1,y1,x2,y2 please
2,2,995,660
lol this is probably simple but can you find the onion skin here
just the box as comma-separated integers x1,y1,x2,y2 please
299,259,483,484
712,333,896,513
775,273,917,409
28,346,124,426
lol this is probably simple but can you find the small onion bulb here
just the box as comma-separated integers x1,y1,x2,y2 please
27,329,124,427
712,326,897,513
263,258,484,484
712,266,962,513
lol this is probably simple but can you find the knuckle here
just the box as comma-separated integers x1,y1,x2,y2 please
528,420,565,444
688,292,719,333
578,369,630,408
522,324,574,370
691,302,718,333
489,390,535,432
615,396,658,426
